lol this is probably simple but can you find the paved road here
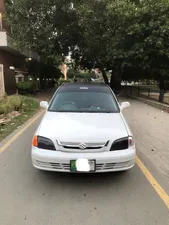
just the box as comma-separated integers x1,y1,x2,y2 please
0,98,169,225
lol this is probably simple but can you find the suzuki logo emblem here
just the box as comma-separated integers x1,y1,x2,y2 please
79,143,87,150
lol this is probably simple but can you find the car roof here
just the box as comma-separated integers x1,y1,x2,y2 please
57,82,114,95
60,82,109,88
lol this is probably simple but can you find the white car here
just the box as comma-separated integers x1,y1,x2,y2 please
32,83,136,173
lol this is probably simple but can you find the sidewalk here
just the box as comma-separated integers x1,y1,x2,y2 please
34,88,56,102
122,97,169,182
126,94,169,112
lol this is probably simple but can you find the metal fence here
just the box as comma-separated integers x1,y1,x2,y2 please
122,85,169,105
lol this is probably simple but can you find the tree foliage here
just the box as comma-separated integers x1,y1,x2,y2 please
67,68,96,82
6,0,81,65
6,0,169,97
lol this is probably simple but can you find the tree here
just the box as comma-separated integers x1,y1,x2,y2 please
115,0,169,101
67,68,96,82
71,0,136,91
74,0,110,84
26,59,62,89
5,0,81,66
6,0,169,100
73,0,169,99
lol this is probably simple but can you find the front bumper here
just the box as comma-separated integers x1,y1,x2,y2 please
31,147,136,173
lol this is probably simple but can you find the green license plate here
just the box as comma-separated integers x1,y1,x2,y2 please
70,159,96,172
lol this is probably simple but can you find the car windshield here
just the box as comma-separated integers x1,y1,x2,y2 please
48,85,119,113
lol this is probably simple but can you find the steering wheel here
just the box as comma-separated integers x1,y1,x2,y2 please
59,101,77,110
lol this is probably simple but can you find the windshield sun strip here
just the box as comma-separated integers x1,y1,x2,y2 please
48,110,119,113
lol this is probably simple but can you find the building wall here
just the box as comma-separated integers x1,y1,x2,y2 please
0,0,5,12
0,49,26,71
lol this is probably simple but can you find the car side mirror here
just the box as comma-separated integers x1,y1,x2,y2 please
40,101,49,109
120,102,130,111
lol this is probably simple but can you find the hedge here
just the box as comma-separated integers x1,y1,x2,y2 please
16,81,36,95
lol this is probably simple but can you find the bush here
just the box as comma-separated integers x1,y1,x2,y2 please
67,68,80,79
67,69,97,82
59,79,71,86
3,102,13,115
0,105,4,114
20,96,39,112
7,95,22,111
0,95,39,115
0,101,13,115
17,81,36,95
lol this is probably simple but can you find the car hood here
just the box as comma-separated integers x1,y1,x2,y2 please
37,112,128,142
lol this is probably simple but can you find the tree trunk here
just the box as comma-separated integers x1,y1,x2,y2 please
100,68,109,85
158,79,165,102
159,89,165,102
110,69,121,94
146,79,150,85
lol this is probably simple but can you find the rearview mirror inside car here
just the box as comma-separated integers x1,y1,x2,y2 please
40,101,49,109
120,102,130,111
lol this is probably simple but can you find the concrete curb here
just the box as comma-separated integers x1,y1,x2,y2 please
126,94,169,112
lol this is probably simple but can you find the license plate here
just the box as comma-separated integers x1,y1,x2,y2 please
70,159,96,172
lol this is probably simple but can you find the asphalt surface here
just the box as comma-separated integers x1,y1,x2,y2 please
0,98,169,225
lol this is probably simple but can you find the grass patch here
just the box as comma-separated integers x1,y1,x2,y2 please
0,95,39,141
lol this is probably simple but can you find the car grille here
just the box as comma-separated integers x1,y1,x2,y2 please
63,146,102,150
96,161,131,171
57,141,109,151
36,160,131,171
36,161,70,171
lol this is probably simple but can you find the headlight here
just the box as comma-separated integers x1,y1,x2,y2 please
110,136,134,151
32,136,56,150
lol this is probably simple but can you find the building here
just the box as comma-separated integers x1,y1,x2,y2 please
0,0,38,95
